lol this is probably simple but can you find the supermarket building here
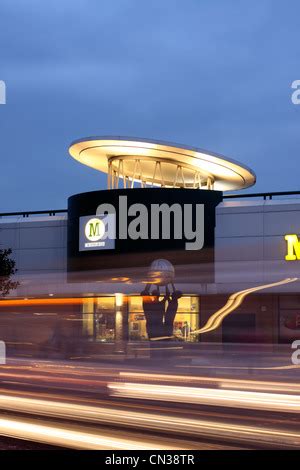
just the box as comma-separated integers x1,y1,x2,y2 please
0,137,300,350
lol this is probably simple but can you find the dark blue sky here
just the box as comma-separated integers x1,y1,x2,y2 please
1,0,300,211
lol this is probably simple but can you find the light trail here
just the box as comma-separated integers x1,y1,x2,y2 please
176,364,300,371
192,278,298,335
0,361,122,392
119,372,300,394
0,297,87,307
108,382,300,413
0,416,176,450
0,393,297,448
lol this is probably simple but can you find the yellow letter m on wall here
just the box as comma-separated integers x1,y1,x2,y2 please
285,234,300,261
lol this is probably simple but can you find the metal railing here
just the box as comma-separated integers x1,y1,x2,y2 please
1,190,300,218
224,190,300,200
0,209,67,218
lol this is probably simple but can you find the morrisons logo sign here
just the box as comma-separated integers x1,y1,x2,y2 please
85,218,105,241
80,215,115,251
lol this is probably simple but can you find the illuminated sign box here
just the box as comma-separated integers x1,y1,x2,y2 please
67,188,222,282
79,215,115,251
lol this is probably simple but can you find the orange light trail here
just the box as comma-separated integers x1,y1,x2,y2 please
192,278,298,335
0,297,87,308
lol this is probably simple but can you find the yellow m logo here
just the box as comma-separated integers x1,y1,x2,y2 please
285,234,300,261
84,218,105,241
89,222,100,238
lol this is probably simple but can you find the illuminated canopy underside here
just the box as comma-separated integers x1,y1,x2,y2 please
69,137,256,191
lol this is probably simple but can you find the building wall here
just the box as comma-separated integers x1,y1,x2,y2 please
1,198,300,294
0,215,67,275
200,294,279,344
1,198,300,346
215,199,300,289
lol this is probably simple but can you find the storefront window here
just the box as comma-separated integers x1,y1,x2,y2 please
128,295,199,341
173,297,199,341
94,297,115,341
82,297,116,341
128,296,148,340
83,295,199,342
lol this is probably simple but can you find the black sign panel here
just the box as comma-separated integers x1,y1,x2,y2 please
67,188,222,282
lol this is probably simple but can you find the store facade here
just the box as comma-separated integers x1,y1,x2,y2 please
1,137,300,350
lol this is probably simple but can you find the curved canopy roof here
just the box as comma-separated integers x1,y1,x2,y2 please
69,136,256,191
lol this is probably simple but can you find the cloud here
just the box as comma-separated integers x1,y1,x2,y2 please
0,0,300,210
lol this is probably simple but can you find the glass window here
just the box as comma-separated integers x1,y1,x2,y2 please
82,297,116,341
173,297,199,342
94,297,115,341
128,295,199,341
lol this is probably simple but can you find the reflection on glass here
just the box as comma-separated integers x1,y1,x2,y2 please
128,296,199,341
